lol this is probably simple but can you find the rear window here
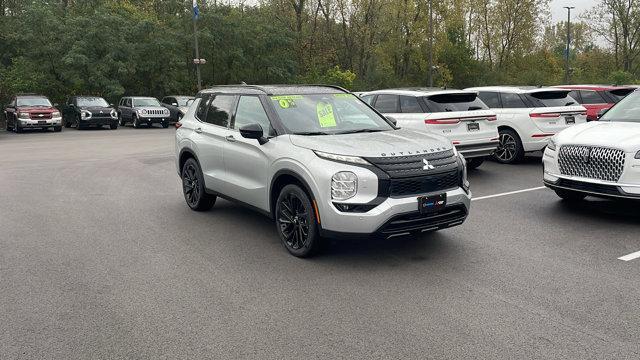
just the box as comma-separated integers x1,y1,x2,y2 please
526,91,577,107
608,88,635,102
423,93,488,112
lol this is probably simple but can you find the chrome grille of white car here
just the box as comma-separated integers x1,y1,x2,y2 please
558,145,625,182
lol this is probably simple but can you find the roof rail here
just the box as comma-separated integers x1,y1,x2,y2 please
203,84,271,94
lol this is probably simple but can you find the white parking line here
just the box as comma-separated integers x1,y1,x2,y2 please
618,251,640,262
472,186,547,202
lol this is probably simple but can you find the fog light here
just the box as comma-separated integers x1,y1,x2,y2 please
331,172,357,200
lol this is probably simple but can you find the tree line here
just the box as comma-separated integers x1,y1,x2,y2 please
1,0,639,109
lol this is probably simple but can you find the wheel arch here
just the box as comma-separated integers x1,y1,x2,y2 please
269,170,318,219
178,147,200,176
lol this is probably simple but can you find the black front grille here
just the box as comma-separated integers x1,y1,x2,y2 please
378,205,468,235
556,179,623,196
390,170,460,197
365,150,458,179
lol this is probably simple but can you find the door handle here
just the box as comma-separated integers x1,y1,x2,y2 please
194,127,203,134
225,135,236,142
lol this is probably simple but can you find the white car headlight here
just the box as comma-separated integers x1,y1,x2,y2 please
314,150,369,165
52,111,61,118
164,108,170,115
80,110,91,119
18,112,30,119
110,109,118,119
331,172,358,201
138,109,147,115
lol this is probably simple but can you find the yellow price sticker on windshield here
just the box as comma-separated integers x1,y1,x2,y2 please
333,94,352,99
271,95,303,109
317,102,337,128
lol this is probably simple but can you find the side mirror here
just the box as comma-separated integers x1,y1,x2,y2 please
385,115,398,126
597,108,609,119
239,123,268,145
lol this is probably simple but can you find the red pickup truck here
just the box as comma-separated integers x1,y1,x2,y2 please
554,85,635,121
4,94,62,133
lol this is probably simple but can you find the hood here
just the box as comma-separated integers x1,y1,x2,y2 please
556,121,640,152
289,128,453,158
17,106,57,112
136,106,167,111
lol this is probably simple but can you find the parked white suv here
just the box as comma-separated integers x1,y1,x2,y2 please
466,86,587,164
362,89,498,169
543,89,640,201
175,85,471,257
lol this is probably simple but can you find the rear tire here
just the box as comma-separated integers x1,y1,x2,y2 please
181,158,216,211
555,189,587,202
275,184,321,258
466,157,485,170
493,129,524,164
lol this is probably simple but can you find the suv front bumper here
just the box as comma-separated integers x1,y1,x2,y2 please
138,116,168,124
18,118,62,128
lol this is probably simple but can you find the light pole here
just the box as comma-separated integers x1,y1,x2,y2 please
427,0,433,87
564,6,575,84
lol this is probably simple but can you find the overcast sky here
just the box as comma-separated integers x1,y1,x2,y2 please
550,0,597,23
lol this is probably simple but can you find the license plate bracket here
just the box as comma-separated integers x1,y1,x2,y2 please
467,122,480,131
418,193,447,214
38,120,47,125
565,116,575,125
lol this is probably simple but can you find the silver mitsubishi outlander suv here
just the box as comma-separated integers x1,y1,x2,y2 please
175,85,471,257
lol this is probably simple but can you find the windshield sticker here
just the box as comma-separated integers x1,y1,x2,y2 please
317,102,337,128
333,94,352,99
271,95,303,109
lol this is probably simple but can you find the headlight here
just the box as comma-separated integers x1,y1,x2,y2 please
80,110,91,119
636,151,640,159
110,109,118,119
18,112,30,119
547,137,557,152
138,109,147,115
331,172,358,200
459,153,470,193
164,108,170,115
314,150,370,165
52,111,61,118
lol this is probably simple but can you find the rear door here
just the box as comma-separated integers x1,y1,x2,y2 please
578,90,609,121
422,92,498,145
223,95,274,209
525,90,587,134
194,94,236,192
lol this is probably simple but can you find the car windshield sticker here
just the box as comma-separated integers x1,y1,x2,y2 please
317,101,337,128
333,94,352,98
271,95,303,109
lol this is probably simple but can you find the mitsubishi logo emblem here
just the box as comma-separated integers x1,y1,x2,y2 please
423,158,435,170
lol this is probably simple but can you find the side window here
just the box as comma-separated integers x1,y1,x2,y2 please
195,96,210,121
373,94,399,113
568,91,581,103
478,92,501,108
580,90,606,104
126,98,132,107
161,97,169,104
399,96,423,113
500,93,527,108
233,96,272,136
119,98,124,106
205,95,235,127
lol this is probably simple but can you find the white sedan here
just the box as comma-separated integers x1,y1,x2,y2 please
543,90,640,201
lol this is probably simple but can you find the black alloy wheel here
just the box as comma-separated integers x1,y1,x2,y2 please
493,129,524,164
181,158,216,211
275,184,321,257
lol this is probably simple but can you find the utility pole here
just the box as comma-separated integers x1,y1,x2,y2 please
428,0,433,87
564,6,574,84
193,1,202,91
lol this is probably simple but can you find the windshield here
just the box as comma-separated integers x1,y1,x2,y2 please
526,91,577,107
608,88,635,103
77,97,109,107
600,91,640,123
423,93,488,112
270,93,394,135
17,97,52,107
133,98,161,107
176,97,194,107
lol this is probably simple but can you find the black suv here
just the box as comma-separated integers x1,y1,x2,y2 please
161,95,194,123
62,96,118,130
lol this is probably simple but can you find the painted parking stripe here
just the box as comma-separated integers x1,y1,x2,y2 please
472,186,547,202
618,251,640,262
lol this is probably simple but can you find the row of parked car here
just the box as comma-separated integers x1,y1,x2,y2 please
3,94,195,133
357,84,635,168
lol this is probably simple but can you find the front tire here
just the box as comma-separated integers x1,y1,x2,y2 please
466,157,485,170
118,113,125,126
132,116,139,128
181,158,216,211
555,189,587,202
53,126,62,132
493,129,524,164
162,122,169,129
275,184,321,258
110,123,118,130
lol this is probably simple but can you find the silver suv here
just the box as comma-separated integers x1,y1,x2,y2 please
117,96,170,128
175,85,471,257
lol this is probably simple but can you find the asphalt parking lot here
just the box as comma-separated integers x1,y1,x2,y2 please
1,127,639,359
